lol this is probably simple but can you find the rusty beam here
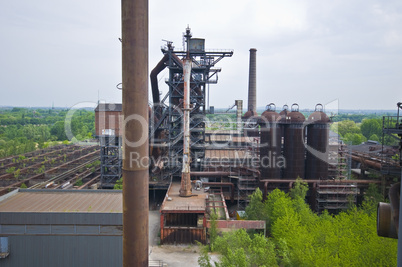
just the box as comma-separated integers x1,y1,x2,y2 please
77,174,100,190
351,154,382,170
259,179,382,184
122,0,148,265
190,171,237,177
203,182,235,202
261,179,382,199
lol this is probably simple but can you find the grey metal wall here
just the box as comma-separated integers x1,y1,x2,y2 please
0,235,122,267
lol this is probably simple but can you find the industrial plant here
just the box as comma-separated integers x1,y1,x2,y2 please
0,25,401,267
92,27,400,244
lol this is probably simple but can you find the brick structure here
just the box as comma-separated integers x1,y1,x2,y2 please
95,103,123,136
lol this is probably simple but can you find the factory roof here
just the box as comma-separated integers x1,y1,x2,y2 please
95,103,122,112
161,183,206,213
0,189,122,213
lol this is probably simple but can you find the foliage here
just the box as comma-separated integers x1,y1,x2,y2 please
289,177,308,200
197,242,214,267
332,117,398,146
245,188,266,221
209,211,218,251
20,183,27,189
74,179,83,187
360,119,382,140
202,187,397,266
14,168,21,178
6,166,16,174
213,229,278,267
0,107,95,158
362,184,384,215
114,177,123,190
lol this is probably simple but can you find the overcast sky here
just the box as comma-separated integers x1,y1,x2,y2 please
1,0,401,110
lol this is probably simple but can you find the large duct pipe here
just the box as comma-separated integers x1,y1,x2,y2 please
150,53,169,104
121,0,149,266
247,48,257,113
150,52,183,105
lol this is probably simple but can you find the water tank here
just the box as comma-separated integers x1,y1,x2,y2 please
283,103,306,179
305,104,330,179
259,103,281,179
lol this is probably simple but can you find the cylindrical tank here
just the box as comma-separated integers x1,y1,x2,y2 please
259,103,281,179
279,104,289,118
283,103,306,179
279,104,289,143
305,104,330,179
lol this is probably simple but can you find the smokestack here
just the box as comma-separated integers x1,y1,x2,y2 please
235,100,243,130
247,48,257,113
180,26,193,197
122,0,148,266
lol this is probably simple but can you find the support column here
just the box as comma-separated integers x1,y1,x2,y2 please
121,0,149,266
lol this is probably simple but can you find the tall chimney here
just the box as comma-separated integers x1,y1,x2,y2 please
247,48,257,113
121,0,149,266
180,26,193,197
235,100,243,130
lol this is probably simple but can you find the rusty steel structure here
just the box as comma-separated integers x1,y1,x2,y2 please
305,104,330,179
149,27,233,183
121,0,149,265
259,103,281,179
282,103,306,179
247,48,257,114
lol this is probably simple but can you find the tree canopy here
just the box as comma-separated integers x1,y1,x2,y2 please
199,180,397,266
0,107,95,157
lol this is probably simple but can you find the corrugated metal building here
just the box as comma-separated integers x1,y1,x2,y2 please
0,189,123,267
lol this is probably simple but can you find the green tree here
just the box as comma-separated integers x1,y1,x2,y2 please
335,120,361,137
245,188,265,221
50,121,67,140
361,118,382,140
343,132,366,145
362,183,384,215
369,134,379,142
209,211,218,251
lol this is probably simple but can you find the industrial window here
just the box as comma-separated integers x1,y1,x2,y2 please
0,237,9,259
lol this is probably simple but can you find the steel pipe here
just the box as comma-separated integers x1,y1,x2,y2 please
122,0,149,265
